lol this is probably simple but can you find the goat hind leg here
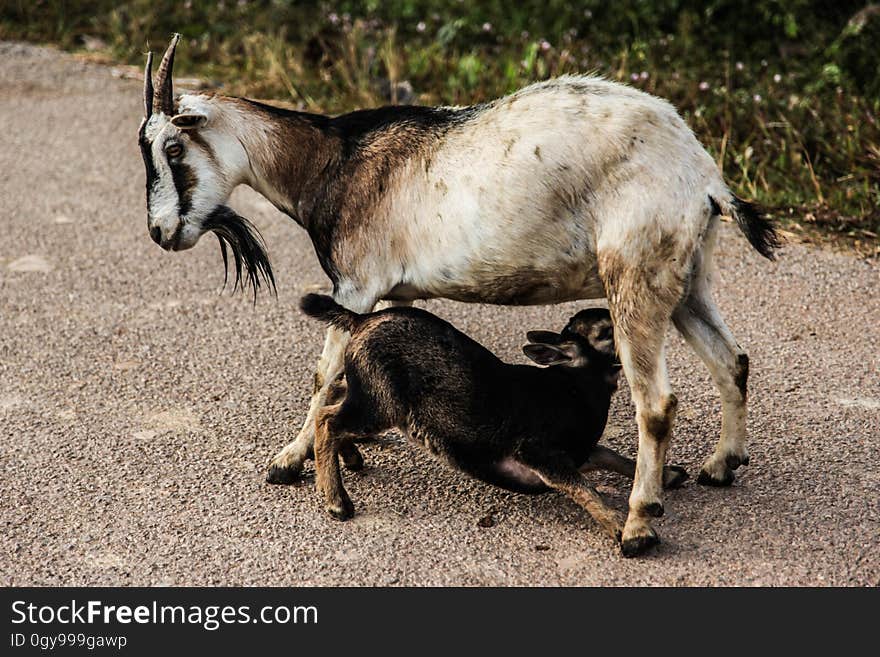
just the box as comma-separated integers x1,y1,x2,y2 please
673,286,750,486
618,341,679,557
601,251,683,557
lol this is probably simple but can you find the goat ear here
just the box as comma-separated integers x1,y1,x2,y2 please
523,342,580,366
171,113,207,130
526,330,564,345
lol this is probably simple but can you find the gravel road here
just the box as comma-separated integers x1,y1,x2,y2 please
1,42,877,586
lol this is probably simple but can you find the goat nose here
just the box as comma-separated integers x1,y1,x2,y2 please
149,225,162,245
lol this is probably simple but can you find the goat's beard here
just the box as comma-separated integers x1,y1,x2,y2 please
202,205,276,299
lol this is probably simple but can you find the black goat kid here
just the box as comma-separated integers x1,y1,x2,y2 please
300,294,688,553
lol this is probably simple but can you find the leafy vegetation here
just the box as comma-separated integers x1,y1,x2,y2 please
3,1,878,253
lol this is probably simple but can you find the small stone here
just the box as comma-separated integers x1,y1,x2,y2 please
477,512,495,528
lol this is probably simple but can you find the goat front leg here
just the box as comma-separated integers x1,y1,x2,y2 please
266,324,349,484
266,295,399,484
580,445,689,489
673,280,750,486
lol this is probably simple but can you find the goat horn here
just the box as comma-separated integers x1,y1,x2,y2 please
153,33,180,116
143,50,154,118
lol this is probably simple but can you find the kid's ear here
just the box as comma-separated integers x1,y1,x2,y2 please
525,330,563,345
171,113,207,130
522,341,583,366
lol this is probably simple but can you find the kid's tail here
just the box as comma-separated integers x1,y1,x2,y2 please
300,294,362,332
710,194,781,260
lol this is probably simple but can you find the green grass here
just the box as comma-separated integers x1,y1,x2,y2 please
3,1,878,254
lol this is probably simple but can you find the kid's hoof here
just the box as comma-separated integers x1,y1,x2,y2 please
327,498,355,521
697,468,735,487
344,458,364,472
643,502,664,518
663,465,689,489
341,448,365,472
620,532,659,558
725,453,750,470
266,464,302,485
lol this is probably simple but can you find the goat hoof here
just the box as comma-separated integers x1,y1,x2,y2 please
643,502,664,518
266,465,302,485
620,532,659,558
697,468,735,487
663,465,689,489
327,498,355,521
725,453,749,470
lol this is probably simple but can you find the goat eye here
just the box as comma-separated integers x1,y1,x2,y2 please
165,144,183,158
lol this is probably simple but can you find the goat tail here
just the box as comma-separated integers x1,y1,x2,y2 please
300,294,363,332
711,193,781,260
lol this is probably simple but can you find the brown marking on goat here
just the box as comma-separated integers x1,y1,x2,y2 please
548,182,584,220
734,353,749,399
534,145,543,161
313,371,325,394
642,110,661,129
323,123,462,277
504,137,517,155
444,267,568,305
644,394,678,442
223,98,342,227
172,161,198,214
435,180,448,194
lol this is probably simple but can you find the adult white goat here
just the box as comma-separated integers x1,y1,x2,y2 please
138,35,778,556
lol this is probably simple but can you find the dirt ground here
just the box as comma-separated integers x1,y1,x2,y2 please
1,42,877,586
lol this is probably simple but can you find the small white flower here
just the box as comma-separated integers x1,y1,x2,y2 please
631,73,639,81
416,21,426,33
753,93,762,102
773,73,782,83
328,12,339,24
482,22,492,32
539,39,551,51
735,61,744,71
640,71,649,80
699,81,710,91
